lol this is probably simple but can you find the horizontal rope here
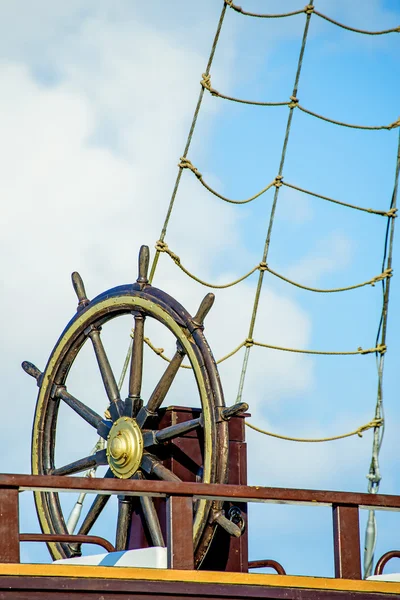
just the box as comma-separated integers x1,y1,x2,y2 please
179,156,277,204
267,265,393,293
142,326,386,368
226,1,400,35
200,74,288,106
201,77,400,131
314,10,400,36
179,151,397,218
155,240,393,293
245,417,384,443
295,100,400,131
225,2,315,19
155,240,262,288
283,181,398,217
247,338,387,356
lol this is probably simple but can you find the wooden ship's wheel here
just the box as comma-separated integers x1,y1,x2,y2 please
23,246,246,568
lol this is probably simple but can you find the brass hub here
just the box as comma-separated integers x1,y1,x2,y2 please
106,417,143,479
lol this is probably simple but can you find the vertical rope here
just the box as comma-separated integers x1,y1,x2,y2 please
236,2,314,402
364,129,400,578
149,2,228,284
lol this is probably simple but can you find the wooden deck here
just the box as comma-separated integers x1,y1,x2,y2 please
0,564,400,599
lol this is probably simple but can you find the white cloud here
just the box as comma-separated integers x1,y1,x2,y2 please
284,231,353,287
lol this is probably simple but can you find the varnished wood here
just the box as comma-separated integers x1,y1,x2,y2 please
0,488,19,563
5,473,400,510
333,504,362,579
167,496,194,569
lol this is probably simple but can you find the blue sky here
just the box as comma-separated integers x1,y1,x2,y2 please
1,0,400,578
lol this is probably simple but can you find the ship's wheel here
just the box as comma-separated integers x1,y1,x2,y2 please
23,246,245,567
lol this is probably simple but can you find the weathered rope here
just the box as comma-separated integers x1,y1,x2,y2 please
313,10,400,36
200,73,288,106
142,328,386,366
245,417,384,443
201,80,400,131
178,157,277,204
244,338,386,356
364,130,400,579
156,240,393,293
156,241,261,288
149,3,228,284
225,1,400,35
296,102,400,131
283,181,398,217
225,1,310,19
179,155,398,216
267,265,393,293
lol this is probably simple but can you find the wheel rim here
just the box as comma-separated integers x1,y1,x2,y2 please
32,283,228,566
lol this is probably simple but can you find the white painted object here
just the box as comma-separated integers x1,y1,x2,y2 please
367,573,400,582
53,546,168,569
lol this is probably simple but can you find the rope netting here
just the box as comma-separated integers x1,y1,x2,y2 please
121,0,399,578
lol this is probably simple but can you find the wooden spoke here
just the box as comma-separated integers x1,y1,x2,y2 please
115,496,132,551
125,313,145,418
140,454,181,482
143,417,202,448
136,245,150,285
71,272,90,311
87,326,123,419
52,449,107,477
54,386,104,432
136,347,185,428
76,469,114,537
136,472,165,547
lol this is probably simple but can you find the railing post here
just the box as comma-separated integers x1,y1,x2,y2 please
167,495,194,569
0,487,20,563
332,503,361,579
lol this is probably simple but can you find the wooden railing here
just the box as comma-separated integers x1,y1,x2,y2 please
2,474,400,577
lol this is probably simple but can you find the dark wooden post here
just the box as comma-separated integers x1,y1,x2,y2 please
332,504,361,579
167,495,194,569
0,487,20,563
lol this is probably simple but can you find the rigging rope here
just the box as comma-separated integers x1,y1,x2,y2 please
148,3,228,284
156,240,393,293
364,130,400,578
225,1,400,36
201,75,400,131
283,181,398,217
245,417,383,443
236,1,314,404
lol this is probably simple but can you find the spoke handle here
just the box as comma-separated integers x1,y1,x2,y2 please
137,245,150,285
71,272,90,310
212,510,243,538
192,293,215,328
21,361,42,385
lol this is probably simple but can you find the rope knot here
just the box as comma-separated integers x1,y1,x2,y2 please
155,240,168,253
274,175,284,187
388,117,400,130
357,418,384,437
288,96,299,109
370,268,393,286
387,207,398,218
245,338,254,348
358,344,387,355
178,157,202,179
258,262,268,272
200,73,218,96
304,4,315,14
